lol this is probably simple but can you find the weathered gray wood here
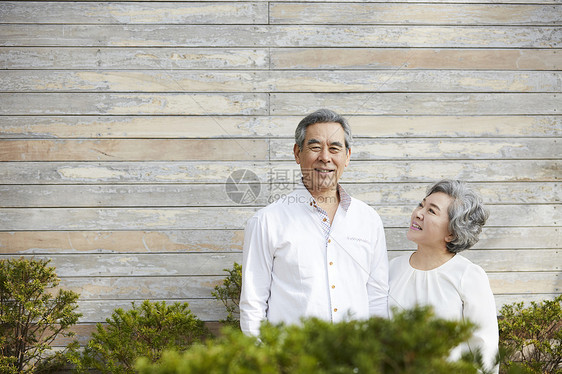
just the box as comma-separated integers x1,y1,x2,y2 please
0,47,269,70
1,25,558,48
3,3,558,25
76,299,226,322
1,160,558,184
271,138,561,160
2,252,558,278
52,265,561,302
270,3,561,25
0,139,268,161
1,182,558,207
58,276,229,299
0,227,558,254
0,253,243,276
21,0,562,3
0,2,268,24
270,93,560,115
271,48,562,70
0,205,557,230
3,48,559,71
1,93,558,115
489,272,561,294
1,115,560,138
0,230,245,253
0,93,268,115
2,70,560,93
72,293,562,323
1,138,556,162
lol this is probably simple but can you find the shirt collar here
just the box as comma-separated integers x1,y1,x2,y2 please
294,180,351,212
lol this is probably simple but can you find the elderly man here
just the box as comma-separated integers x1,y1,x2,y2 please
240,109,389,336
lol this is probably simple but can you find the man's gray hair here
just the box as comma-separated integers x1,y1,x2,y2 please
294,109,353,150
426,179,489,253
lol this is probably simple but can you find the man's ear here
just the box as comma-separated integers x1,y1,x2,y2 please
345,148,351,167
294,143,301,164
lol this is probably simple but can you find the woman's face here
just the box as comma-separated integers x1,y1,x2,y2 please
407,192,454,250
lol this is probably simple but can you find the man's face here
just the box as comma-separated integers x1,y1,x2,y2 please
294,122,351,195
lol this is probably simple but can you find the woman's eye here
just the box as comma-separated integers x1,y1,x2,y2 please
429,209,435,214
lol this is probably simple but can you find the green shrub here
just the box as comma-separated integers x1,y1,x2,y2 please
75,300,210,374
0,257,81,373
137,306,491,374
211,262,241,328
498,295,562,373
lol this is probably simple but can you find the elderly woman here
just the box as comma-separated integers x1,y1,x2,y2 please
388,179,499,373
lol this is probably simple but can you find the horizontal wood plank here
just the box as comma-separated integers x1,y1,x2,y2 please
0,2,268,24
0,47,270,70
49,268,561,302
1,182,558,207
0,230,245,253
1,93,558,116
0,93,268,115
3,3,559,26
0,139,267,161
2,48,559,71
1,115,559,138
271,48,562,70
1,138,557,162
270,93,560,115
2,70,560,93
272,138,560,160
1,227,559,254
1,160,558,184
76,299,226,322
2,251,559,277
1,25,558,48
58,276,227,299
0,253,243,276
67,293,562,325
0,205,557,230
270,3,561,25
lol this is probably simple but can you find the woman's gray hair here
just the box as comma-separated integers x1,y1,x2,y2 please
295,109,353,150
426,179,489,253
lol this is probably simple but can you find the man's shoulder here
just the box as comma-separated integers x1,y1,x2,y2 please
349,197,381,219
252,189,304,218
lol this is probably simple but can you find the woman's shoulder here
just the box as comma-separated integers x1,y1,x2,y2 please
389,253,412,270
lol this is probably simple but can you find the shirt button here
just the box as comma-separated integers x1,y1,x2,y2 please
329,261,333,265
331,285,335,289
328,239,331,243
323,218,327,222
334,308,338,312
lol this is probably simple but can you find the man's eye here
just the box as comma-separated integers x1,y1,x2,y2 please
429,209,435,214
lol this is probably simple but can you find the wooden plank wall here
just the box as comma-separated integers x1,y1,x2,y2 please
0,0,560,346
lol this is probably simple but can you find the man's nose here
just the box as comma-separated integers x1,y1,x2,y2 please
318,148,331,162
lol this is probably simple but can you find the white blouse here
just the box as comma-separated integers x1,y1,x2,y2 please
389,253,499,373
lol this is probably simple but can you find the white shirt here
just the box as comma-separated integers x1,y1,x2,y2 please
240,183,389,336
389,253,499,373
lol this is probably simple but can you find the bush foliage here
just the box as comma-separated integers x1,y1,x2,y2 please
136,306,489,374
0,257,81,374
73,300,210,374
211,262,241,328
498,294,562,373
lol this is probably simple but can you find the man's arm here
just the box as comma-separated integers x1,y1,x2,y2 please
367,214,389,318
239,215,273,336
